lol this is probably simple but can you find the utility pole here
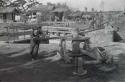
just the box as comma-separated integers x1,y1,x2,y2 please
85,7,88,12
100,0,104,11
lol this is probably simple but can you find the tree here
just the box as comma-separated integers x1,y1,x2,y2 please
7,0,39,13
0,0,4,7
0,0,11,7
3,0,39,23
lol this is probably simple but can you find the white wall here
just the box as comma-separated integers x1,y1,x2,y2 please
85,27,114,44
15,15,21,22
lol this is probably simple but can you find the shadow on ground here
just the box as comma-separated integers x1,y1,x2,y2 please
0,44,125,82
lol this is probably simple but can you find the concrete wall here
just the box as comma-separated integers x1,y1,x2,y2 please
85,27,114,44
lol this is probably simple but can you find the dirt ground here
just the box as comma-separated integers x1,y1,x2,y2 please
0,43,125,82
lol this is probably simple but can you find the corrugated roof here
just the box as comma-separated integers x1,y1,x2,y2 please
0,7,17,13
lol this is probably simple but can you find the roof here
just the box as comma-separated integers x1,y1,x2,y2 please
69,11,83,17
28,4,54,12
0,7,18,13
52,7,69,13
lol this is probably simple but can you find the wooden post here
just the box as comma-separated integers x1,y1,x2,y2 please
6,26,11,48
6,27,9,43
13,28,15,41
15,27,17,40
24,29,25,40
16,27,18,40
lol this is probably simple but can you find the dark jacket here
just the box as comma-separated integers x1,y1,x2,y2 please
32,29,43,44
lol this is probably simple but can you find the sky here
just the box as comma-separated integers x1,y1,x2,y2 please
37,0,125,11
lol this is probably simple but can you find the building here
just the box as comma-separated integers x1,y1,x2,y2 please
0,7,19,23
52,6,69,21
27,4,54,23
27,3,70,22
68,11,83,21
